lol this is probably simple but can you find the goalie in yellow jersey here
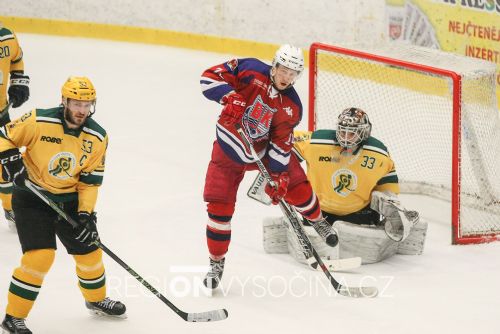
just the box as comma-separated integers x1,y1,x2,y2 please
256,108,427,267
0,77,125,334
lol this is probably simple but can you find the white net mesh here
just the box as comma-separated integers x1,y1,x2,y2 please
311,43,500,243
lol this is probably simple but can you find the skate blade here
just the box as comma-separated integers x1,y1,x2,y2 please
7,221,17,233
88,309,128,319
203,277,220,294
203,286,214,297
202,282,218,297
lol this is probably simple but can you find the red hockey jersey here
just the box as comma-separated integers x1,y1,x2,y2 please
200,58,302,173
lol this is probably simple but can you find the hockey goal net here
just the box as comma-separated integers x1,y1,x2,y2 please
309,42,500,245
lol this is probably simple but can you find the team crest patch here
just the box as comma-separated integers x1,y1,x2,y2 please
48,152,76,179
331,168,357,197
242,95,277,140
226,59,238,71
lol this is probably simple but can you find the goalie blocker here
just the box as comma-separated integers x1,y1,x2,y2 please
251,173,427,264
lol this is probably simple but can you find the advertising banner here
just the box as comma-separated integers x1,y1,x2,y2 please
386,0,500,109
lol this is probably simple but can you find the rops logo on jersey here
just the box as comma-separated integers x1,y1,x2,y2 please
242,95,277,140
48,152,77,180
331,168,357,197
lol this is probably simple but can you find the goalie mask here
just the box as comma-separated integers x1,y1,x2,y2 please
336,108,372,149
271,44,304,89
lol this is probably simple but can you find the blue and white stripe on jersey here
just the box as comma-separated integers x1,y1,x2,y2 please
268,141,290,172
200,77,233,103
216,123,265,164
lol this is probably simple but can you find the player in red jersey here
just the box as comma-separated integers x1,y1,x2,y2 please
200,45,338,289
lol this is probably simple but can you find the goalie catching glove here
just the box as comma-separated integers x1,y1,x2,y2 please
370,191,419,242
75,212,99,245
220,92,246,125
265,172,289,205
0,148,27,186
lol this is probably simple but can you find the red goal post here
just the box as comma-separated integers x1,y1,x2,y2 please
308,42,500,245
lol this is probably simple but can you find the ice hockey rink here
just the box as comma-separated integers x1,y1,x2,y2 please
0,33,500,334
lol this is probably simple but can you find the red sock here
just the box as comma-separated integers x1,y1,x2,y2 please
206,202,235,260
285,182,322,222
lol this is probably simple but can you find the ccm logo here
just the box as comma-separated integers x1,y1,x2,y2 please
40,136,62,144
233,100,246,107
0,154,21,165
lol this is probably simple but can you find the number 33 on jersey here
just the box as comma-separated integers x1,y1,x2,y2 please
293,129,399,216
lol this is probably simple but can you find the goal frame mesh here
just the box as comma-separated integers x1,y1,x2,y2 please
308,42,500,245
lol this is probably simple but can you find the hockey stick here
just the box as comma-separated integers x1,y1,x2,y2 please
0,101,13,119
235,124,377,298
24,179,229,322
249,173,361,272
285,205,362,272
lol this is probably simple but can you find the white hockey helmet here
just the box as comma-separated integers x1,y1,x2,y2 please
336,107,372,149
272,44,304,76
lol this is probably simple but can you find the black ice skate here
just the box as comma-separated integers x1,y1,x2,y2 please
311,218,339,247
203,258,225,289
1,314,32,334
85,297,127,318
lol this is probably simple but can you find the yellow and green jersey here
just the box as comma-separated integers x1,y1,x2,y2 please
293,130,399,216
0,106,108,213
0,26,25,110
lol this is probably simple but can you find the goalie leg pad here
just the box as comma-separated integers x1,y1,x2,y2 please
334,220,398,264
287,225,339,264
397,219,428,255
262,217,289,254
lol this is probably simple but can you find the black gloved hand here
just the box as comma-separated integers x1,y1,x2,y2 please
0,148,27,186
75,212,99,245
8,72,30,108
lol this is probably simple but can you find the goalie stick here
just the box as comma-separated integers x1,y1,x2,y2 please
249,173,361,272
321,255,362,272
25,180,229,322
235,124,378,298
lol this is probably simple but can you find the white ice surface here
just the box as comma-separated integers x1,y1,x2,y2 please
0,34,499,334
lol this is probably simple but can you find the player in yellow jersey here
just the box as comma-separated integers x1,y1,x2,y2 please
293,108,401,220
0,77,125,334
261,108,426,265
0,24,30,230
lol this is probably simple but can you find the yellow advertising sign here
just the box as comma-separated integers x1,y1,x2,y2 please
386,0,500,109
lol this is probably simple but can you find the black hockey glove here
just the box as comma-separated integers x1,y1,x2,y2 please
75,212,99,245
0,148,27,186
8,72,30,108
